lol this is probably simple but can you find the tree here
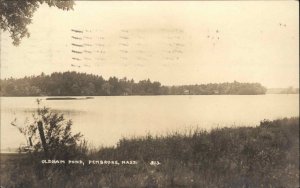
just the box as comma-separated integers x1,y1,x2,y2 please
9,99,88,188
0,0,74,45
11,99,85,158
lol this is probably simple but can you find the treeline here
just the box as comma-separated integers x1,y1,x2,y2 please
0,72,267,96
267,87,299,94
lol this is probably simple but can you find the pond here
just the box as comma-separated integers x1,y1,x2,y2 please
1,94,298,152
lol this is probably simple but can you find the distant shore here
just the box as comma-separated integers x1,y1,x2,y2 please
1,71,268,96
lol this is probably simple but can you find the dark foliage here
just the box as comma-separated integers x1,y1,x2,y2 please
0,72,267,96
10,100,87,159
2,102,88,188
0,0,74,45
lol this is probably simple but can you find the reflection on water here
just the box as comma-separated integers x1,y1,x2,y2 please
1,95,299,152
2,107,86,115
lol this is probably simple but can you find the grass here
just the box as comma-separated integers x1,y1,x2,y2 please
1,117,299,188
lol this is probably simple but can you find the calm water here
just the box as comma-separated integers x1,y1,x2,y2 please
1,95,299,152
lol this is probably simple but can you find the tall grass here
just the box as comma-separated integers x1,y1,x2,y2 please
1,117,299,188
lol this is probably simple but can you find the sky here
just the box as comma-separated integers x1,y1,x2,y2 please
1,1,299,88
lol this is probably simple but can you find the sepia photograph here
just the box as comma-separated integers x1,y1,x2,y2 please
0,0,299,187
